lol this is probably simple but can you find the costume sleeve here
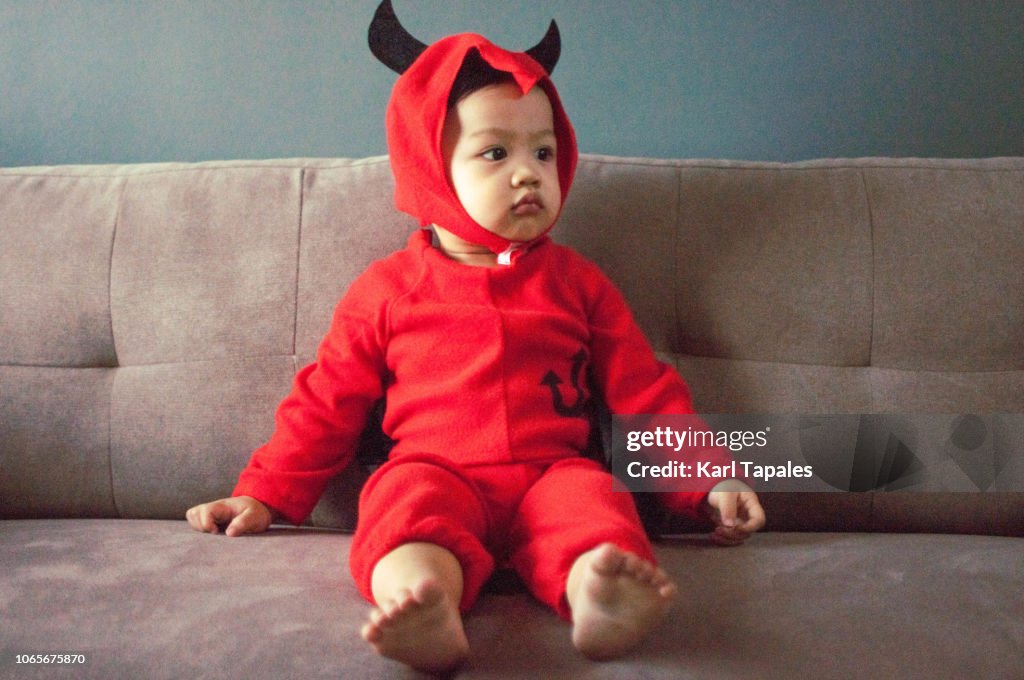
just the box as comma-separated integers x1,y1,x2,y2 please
581,259,735,518
232,269,391,525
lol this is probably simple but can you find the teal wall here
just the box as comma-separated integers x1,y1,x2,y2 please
2,0,1022,166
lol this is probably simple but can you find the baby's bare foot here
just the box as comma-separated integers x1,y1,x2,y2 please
360,578,469,673
569,543,677,660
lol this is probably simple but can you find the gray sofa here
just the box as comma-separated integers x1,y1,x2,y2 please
2,155,1022,679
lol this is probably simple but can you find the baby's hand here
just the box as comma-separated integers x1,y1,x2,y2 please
704,480,765,546
186,496,273,537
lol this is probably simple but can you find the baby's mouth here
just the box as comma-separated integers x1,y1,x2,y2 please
512,195,543,216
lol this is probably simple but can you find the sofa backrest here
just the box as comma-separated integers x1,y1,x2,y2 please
2,156,1022,534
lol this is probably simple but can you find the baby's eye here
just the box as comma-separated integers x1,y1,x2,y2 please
481,147,508,161
536,147,555,162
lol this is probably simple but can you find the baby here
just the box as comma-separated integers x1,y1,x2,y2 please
187,1,764,673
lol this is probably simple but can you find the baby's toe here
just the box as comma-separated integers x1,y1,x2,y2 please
590,543,627,575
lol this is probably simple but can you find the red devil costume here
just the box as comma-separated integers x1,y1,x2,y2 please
232,0,734,619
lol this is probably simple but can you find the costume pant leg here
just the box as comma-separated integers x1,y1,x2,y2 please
508,457,655,620
349,454,495,613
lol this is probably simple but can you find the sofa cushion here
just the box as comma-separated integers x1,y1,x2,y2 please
867,164,1024,371
0,367,116,518
0,174,120,367
2,520,1021,679
109,166,301,366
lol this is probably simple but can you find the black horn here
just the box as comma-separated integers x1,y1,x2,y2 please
369,0,561,76
525,20,561,75
368,0,427,74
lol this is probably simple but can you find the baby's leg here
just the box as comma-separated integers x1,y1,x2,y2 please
508,458,675,658
566,543,677,660
362,542,469,673
350,456,497,672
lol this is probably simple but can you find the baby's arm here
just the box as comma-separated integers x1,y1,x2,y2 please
703,480,765,546
186,496,274,537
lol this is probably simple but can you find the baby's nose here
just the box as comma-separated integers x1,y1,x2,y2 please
511,163,540,186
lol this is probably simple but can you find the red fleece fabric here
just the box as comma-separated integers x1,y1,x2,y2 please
350,454,655,619
234,231,731,522
234,232,733,613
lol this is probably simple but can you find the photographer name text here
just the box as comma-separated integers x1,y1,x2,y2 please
625,459,813,481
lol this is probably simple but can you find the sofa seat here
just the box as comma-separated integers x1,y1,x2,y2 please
4,519,1021,679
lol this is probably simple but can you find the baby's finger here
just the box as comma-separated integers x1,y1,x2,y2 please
213,503,241,531
225,503,271,537
225,508,256,537
185,506,202,531
735,494,766,532
710,525,749,546
716,493,739,528
199,501,241,534
186,505,211,532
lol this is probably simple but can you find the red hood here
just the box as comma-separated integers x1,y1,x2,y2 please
385,33,578,258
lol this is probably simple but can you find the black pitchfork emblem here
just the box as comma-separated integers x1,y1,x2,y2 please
541,349,591,418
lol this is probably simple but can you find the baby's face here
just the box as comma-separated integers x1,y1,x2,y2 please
441,83,561,243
